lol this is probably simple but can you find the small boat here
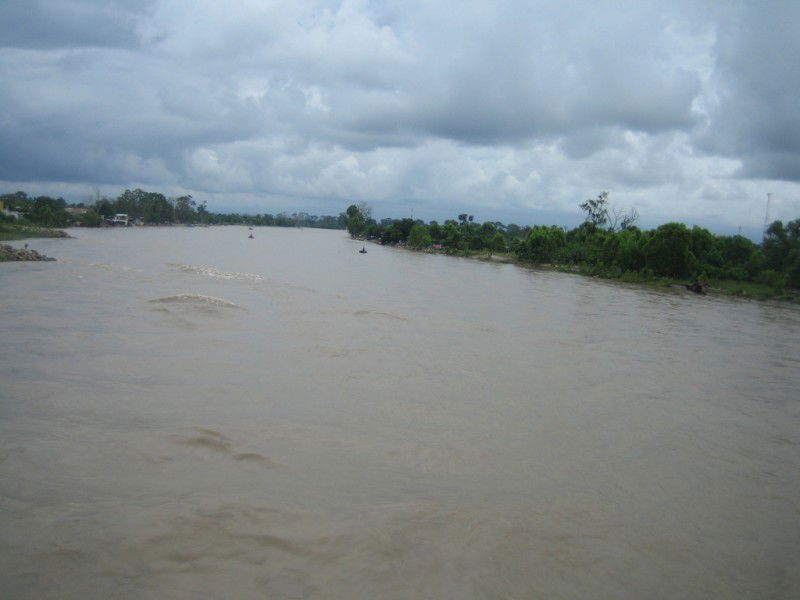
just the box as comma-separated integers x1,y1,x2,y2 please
359,246,367,254
248,233,254,239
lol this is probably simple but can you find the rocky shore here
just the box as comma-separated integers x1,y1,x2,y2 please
0,244,55,262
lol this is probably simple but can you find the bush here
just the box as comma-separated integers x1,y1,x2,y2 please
82,210,103,227
521,225,566,263
644,222,692,277
755,270,788,294
720,266,749,281
407,224,432,249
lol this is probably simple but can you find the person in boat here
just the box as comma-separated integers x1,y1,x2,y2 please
359,246,367,253
248,233,254,239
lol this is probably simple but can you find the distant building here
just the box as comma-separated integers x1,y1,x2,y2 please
109,213,129,226
0,199,21,220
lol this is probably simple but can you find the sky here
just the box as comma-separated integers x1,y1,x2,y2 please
1,0,799,234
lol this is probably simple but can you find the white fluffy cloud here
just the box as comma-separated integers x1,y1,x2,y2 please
1,0,799,231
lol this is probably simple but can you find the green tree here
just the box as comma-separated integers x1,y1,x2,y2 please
441,221,464,251
479,221,496,247
33,205,55,227
614,229,647,272
786,248,800,288
521,225,566,263
563,221,610,264
0,191,30,212
763,219,800,288
82,210,103,227
173,195,196,223
407,224,432,249
719,234,756,266
690,226,723,268
580,191,609,229
95,198,114,218
645,222,692,277
275,212,293,226
377,218,415,244
489,231,507,254
30,196,70,227
428,221,442,242
345,203,371,237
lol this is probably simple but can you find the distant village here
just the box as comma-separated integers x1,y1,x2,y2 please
0,190,346,230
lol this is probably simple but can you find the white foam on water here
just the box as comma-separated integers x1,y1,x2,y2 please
170,263,264,283
148,294,241,308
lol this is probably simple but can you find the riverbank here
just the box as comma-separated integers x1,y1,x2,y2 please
0,244,55,262
389,242,800,303
554,263,799,303
0,224,71,241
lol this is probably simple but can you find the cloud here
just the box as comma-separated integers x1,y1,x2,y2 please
0,0,150,50
0,0,798,230
699,2,800,181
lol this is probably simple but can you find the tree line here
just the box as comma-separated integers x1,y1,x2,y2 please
0,190,346,230
3,188,797,294
345,195,800,294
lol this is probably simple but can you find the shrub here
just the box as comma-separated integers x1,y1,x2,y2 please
755,270,787,294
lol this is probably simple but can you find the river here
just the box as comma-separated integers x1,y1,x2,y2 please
1,226,798,599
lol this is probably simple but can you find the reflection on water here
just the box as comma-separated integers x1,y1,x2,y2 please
1,227,799,598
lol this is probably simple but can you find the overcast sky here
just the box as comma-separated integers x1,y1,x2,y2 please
1,0,799,233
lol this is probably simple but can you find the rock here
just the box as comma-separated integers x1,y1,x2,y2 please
0,244,56,262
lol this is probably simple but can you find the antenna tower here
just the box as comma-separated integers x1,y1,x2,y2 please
762,192,772,242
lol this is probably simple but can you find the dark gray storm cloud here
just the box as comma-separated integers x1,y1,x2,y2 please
374,2,704,144
0,0,151,49
1,0,798,227
701,1,800,182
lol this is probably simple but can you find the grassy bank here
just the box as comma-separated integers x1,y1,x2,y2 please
0,224,70,241
563,263,798,302
406,244,799,303
706,278,798,302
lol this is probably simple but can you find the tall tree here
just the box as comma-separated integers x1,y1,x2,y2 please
580,191,610,228
645,222,692,277
407,224,432,249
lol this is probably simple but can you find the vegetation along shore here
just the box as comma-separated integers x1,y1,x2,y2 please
343,195,800,303
2,189,798,302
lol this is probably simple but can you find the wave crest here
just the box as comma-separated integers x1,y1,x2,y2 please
149,294,241,308
170,263,264,283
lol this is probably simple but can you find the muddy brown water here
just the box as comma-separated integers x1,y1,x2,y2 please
1,227,798,598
